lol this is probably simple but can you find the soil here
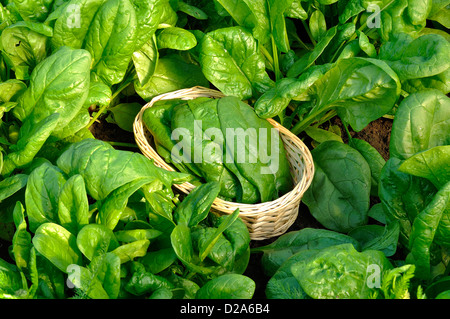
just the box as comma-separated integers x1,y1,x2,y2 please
0,115,392,299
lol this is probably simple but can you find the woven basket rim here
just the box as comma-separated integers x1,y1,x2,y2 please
133,86,315,238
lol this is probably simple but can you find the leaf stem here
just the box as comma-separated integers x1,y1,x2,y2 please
86,80,132,129
260,45,274,71
301,20,316,46
291,109,323,135
106,141,138,148
271,36,282,81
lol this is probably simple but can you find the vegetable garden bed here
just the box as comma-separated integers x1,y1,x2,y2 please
1,0,449,301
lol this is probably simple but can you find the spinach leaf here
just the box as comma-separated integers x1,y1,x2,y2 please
51,0,107,50
111,239,150,264
132,35,158,88
56,139,190,201
406,182,450,279
348,138,386,196
265,249,318,299
11,202,31,272
2,113,60,175
25,162,67,232
57,174,89,235
196,274,255,299
399,145,450,189
390,90,450,160
293,57,400,133
253,227,360,277
171,224,218,276
286,26,337,78
32,223,83,273
291,244,393,299
1,24,48,80
255,66,328,119
174,182,220,228
378,157,437,246
156,27,197,50
12,0,52,22
302,141,371,232
97,177,157,230
76,224,119,261
85,0,137,86
379,0,426,41
217,96,293,203
348,222,400,257
0,257,23,296
381,34,450,81
135,55,208,101
13,46,91,139
125,261,173,296
199,26,273,100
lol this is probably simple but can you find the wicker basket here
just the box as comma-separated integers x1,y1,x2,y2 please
133,86,314,240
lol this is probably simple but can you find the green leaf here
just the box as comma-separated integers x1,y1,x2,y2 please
378,157,437,246
315,58,400,132
406,182,450,279
84,0,137,86
398,145,450,189
111,239,150,263
131,0,167,50
13,46,91,139
135,55,208,101
125,262,173,296
156,27,197,50
57,174,89,235
97,177,156,230
348,138,386,196
407,0,432,26
0,258,23,296
25,162,67,232
0,24,48,80
174,182,221,227
348,222,400,257
85,80,112,107
132,35,158,87
0,79,26,105
309,9,326,42
198,208,240,262
171,224,216,275
56,139,189,201
357,30,376,58
268,0,295,53
305,126,343,144
302,141,371,232
265,249,318,299
255,66,327,118
199,26,273,100
253,227,360,277
12,202,31,271
51,0,108,50
390,90,450,160
107,102,143,133
76,224,119,261
32,223,83,273
196,274,255,299
286,26,337,78
383,34,450,81
12,0,53,22
0,174,28,203
291,244,392,299
2,113,60,175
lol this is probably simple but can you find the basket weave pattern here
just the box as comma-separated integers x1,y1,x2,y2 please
133,86,314,240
